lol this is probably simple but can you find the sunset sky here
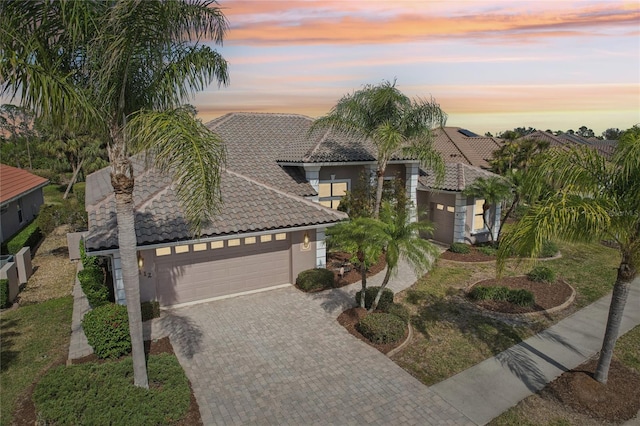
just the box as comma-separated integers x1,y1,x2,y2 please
195,0,640,136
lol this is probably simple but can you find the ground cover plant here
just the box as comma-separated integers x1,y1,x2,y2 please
392,241,618,386
296,268,335,292
0,296,73,426
33,353,190,426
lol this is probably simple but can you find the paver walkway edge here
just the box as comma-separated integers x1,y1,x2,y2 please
430,277,640,425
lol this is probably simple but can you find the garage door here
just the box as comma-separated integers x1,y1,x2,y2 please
155,237,290,307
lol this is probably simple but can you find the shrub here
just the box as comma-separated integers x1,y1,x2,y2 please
73,182,86,205
355,286,394,311
509,289,535,307
540,240,559,258
296,268,334,292
78,265,109,308
449,242,471,254
38,199,87,235
1,221,42,255
82,303,131,359
36,204,60,235
527,266,556,283
356,313,406,345
0,279,10,309
141,301,160,322
470,285,534,307
476,245,497,256
79,240,99,269
386,303,410,325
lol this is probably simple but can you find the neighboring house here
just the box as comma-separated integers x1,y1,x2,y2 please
84,113,504,307
432,127,503,168
0,164,49,244
526,130,618,160
418,163,502,245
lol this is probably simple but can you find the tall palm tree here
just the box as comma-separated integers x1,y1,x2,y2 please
311,80,447,218
462,176,512,245
326,218,386,308
497,126,640,384
369,200,439,312
1,0,229,388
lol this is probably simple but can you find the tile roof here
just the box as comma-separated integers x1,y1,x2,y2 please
432,127,503,168
0,164,49,205
85,158,346,251
526,131,618,159
418,162,500,192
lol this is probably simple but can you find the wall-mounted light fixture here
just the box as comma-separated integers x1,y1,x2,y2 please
302,231,311,250
137,252,144,269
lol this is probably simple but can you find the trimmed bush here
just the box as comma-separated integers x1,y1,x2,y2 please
469,285,534,307
509,289,535,307
296,268,334,292
540,240,559,258
141,301,160,322
387,303,410,325
0,279,10,309
1,221,42,255
476,245,498,256
527,266,556,283
82,303,131,359
79,240,99,269
78,265,109,308
355,286,394,311
357,313,406,345
449,242,471,254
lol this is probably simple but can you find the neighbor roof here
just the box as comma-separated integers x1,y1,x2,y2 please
432,127,503,168
0,164,49,205
85,156,346,251
418,162,500,192
526,131,618,159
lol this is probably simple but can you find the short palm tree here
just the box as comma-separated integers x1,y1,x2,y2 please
1,0,229,388
497,126,640,384
326,218,386,309
370,201,439,312
311,80,447,218
462,176,513,245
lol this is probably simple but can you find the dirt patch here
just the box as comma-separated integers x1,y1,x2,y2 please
440,246,496,262
327,252,386,287
469,277,574,314
14,337,202,425
337,307,408,355
543,358,640,423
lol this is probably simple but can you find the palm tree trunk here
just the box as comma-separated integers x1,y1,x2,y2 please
110,153,148,389
373,169,386,219
594,258,634,384
63,158,85,200
498,196,518,243
483,204,495,245
358,251,367,308
370,266,392,312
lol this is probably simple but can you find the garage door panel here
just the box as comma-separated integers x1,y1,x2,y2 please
156,244,290,306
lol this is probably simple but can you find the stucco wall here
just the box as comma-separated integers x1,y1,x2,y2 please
417,190,457,244
290,229,317,282
0,189,44,243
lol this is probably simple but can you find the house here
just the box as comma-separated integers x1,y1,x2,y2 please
526,130,617,159
0,164,49,244
84,113,504,307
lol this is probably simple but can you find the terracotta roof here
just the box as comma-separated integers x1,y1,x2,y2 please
418,162,500,192
432,127,503,168
84,156,346,251
0,164,49,205
526,131,617,159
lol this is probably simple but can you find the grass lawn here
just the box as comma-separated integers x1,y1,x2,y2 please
0,296,73,426
42,184,66,205
393,241,620,386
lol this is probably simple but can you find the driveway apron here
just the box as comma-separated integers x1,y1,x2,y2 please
158,287,472,425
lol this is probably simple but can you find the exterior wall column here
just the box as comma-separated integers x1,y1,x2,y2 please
493,203,502,242
315,227,327,268
303,165,321,202
365,164,377,187
111,252,126,304
405,163,419,223
453,193,467,243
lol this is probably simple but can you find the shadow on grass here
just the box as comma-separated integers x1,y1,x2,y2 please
0,317,20,372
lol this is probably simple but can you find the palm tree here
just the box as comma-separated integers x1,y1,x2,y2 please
497,126,640,384
311,80,447,218
369,200,439,312
1,0,229,388
326,218,386,308
462,176,512,245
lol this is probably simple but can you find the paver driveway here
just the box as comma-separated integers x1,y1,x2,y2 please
157,286,472,425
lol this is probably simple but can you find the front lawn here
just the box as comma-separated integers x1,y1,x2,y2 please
0,296,73,426
392,241,619,386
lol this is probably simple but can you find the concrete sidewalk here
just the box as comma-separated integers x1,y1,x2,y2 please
431,277,640,425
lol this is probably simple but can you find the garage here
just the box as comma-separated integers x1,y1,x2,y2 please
154,235,291,307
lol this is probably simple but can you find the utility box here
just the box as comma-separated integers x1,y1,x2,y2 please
16,247,33,284
0,261,19,304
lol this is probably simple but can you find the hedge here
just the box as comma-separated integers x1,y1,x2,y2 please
141,301,160,322
0,279,10,309
81,303,131,359
1,221,42,255
355,287,394,311
78,265,109,308
296,268,334,292
449,242,471,254
469,285,534,307
356,313,406,345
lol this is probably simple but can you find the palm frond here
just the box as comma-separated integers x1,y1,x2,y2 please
126,107,226,235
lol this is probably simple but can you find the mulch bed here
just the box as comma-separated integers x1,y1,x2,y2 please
439,246,496,262
13,337,202,426
327,252,386,287
337,307,408,354
469,276,574,314
542,357,640,423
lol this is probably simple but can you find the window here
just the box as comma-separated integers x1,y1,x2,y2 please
318,180,349,209
228,239,240,247
260,234,272,243
275,233,287,241
175,245,189,254
193,243,207,252
245,237,256,245
210,241,224,249
447,206,455,213
473,199,486,231
155,247,171,256
436,204,444,210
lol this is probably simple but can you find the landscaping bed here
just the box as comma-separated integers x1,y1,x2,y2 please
468,276,574,314
439,245,496,262
337,307,408,355
327,251,386,287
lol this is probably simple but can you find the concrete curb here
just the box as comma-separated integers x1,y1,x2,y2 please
387,321,413,358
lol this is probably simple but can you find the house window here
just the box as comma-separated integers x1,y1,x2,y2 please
473,199,486,231
175,245,189,254
260,234,272,243
447,206,455,213
17,200,23,223
228,239,240,247
155,247,171,256
210,241,224,249
275,233,287,241
245,237,256,245
436,204,444,210
193,243,207,252
318,180,349,209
